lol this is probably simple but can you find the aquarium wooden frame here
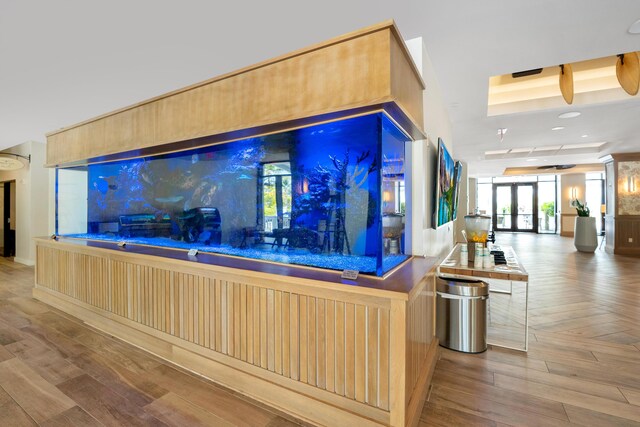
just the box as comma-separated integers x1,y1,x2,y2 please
45,20,425,168
39,19,435,426
34,237,439,427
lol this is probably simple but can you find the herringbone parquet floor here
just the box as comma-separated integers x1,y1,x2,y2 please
421,233,640,426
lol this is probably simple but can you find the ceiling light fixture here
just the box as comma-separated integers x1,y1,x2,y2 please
616,52,640,95
581,134,588,138
629,18,640,34
0,153,30,171
552,126,565,131
558,111,581,119
526,158,538,162
559,64,574,104
497,127,508,142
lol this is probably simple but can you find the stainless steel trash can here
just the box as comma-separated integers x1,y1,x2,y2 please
436,277,489,353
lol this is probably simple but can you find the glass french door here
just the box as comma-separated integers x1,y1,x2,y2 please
493,183,537,232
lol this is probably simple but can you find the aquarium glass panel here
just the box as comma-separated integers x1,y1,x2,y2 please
381,115,408,275
56,113,410,276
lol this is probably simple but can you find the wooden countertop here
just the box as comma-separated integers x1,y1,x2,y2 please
37,237,438,300
438,243,529,282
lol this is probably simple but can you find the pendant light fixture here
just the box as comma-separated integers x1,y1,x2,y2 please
616,52,640,96
559,64,574,104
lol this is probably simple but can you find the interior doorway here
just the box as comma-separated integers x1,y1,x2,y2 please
492,182,537,232
2,181,16,257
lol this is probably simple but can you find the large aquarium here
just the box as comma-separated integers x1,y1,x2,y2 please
56,113,409,276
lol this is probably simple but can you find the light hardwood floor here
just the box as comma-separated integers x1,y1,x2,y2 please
422,233,640,426
0,257,303,426
0,233,639,426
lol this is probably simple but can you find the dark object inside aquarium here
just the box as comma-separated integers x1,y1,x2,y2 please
119,213,172,238
56,113,410,276
178,207,222,245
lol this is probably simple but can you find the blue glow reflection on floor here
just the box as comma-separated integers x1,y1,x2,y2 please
66,234,408,274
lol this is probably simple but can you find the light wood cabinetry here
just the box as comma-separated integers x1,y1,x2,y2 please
37,20,436,426
34,238,438,426
46,21,425,167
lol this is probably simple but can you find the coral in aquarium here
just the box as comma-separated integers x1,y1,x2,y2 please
59,113,408,276
312,149,377,255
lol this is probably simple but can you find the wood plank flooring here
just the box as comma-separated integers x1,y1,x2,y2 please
0,233,638,426
422,233,640,426
0,257,302,426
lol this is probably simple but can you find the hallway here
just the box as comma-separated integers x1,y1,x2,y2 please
422,233,640,426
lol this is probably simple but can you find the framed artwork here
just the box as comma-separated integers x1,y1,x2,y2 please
433,138,456,228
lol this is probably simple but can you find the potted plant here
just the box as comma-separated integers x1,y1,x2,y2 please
572,199,597,252
541,201,554,230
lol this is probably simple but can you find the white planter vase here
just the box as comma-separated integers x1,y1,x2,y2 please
574,216,597,252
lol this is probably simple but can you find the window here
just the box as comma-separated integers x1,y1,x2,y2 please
260,162,292,232
585,173,604,233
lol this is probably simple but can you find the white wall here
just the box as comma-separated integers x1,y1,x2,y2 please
559,173,586,236
57,168,88,234
406,37,456,258
559,173,586,214
454,162,469,243
0,141,51,265
468,177,478,215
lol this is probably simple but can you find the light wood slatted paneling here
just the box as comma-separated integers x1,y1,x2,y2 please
36,243,397,411
405,273,435,407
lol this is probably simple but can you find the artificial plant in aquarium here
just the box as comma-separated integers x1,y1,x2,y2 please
56,113,409,276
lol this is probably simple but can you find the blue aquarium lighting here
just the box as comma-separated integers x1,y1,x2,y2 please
56,113,409,276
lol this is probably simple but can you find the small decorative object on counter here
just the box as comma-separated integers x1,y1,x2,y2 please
483,248,491,269
489,254,495,268
474,243,483,266
460,245,468,266
473,243,480,266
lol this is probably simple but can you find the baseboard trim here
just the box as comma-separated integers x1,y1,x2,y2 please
14,257,35,266
614,248,640,256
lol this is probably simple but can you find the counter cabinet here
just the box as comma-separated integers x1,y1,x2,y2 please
34,237,438,427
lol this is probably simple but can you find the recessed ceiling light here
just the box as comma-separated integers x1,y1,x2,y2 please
581,134,588,138
526,158,538,162
629,18,640,34
558,111,581,119
551,126,565,131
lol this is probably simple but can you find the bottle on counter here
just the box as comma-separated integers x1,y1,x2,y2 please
460,245,468,266
483,248,491,269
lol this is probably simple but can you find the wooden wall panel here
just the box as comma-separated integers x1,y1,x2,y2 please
46,21,425,167
614,217,640,255
389,35,424,132
405,275,435,403
35,242,394,411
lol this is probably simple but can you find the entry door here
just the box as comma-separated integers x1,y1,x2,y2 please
3,181,15,257
492,183,537,232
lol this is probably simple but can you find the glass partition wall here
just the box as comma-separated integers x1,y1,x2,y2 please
55,113,410,277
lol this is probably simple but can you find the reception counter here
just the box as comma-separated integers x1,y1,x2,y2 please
34,237,439,426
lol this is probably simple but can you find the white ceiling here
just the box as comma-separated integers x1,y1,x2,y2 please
1,0,639,176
